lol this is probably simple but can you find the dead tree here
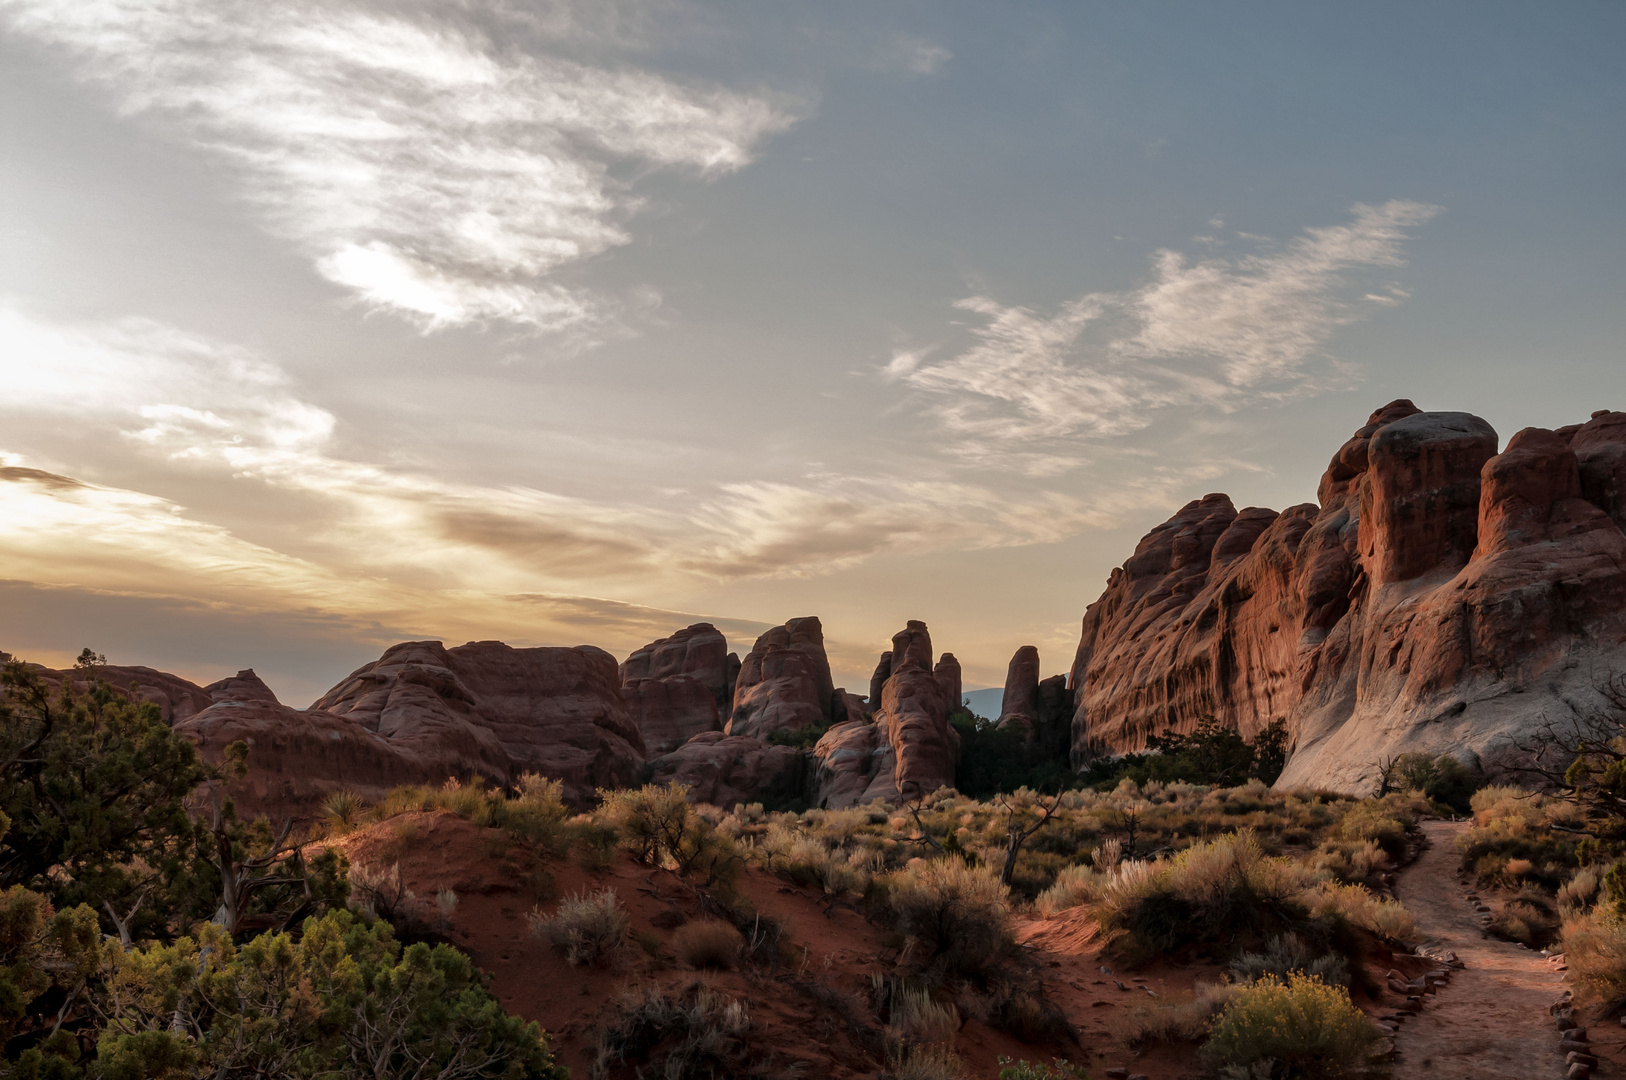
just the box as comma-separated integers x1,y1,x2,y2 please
995,789,1065,887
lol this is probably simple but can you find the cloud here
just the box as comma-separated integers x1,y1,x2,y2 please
900,201,1439,467
0,304,1151,603
880,35,952,76
0,0,797,332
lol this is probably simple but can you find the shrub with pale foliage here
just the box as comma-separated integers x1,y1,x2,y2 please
885,856,1012,977
1561,907,1626,1006
530,888,628,966
1201,973,1382,1078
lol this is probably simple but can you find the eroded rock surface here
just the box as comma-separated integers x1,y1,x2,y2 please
726,617,835,740
1068,400,1626,792
812,620,960,807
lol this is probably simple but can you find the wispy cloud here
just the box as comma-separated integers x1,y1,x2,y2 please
0,0,797,333
900,201,1439,468
0,305,1150,606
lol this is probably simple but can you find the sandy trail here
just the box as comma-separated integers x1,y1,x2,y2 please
1392,820,1567,1078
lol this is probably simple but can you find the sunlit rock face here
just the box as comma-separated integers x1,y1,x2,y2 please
811,619,960,808
1068,400,1626,792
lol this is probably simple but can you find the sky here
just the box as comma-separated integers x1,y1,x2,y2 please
1,0,1623,706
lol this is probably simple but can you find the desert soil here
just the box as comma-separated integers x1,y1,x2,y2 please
1392,819,1568,1078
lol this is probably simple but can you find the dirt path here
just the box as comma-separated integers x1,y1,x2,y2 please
1392,820,1567,1078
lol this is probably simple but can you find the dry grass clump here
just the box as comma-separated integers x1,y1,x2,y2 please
1562,906,1626,1006
318,789,365,836
592,983,752,1080
364,773,573,852
670,918,743,970
890,1044,969,1080
530,888,628,966
1200,973,1382,1079
873,976,958,1045
1307,882,1419,945
883,856,1012,977
1109,982,1233,1046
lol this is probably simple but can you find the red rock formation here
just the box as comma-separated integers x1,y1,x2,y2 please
621,676,720,756
178,671,459,821
620,623,736,716
812,621,959,808
1069,400,1626,792
726,617,834,740
934,653,963,713
997,646,1041,733
646,732,805,809
314,640,645,806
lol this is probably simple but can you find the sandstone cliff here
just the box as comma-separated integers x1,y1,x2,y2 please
1068,402,1626,792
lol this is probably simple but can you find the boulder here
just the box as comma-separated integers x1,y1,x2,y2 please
1066,399,1626,792
647,731,805,809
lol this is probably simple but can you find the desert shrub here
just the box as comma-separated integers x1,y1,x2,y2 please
1306,882,1419,945
1563,907,1626,1006
1387,752,1481,813
1560,866,1604,913
319,790,365,835
992,987,1071,1043
1489,885,1560,947
884,856,1012,977
531,888,628,966
760,826,872,896
767,721,831,749
100,910,567,1080
997,1059,1089,1080
1310,840,1387,885
1093,832,1320,961
1201,973,1381,1079
1110,982,1233,1045
349,861,451,945
1035,863,1101,918
670,918,743,970
596,783,743,892
1333,801,1411,859
1230,934,1349,988
592,983,752,1080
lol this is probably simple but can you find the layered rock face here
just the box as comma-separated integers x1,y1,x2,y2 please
177,669,464,819
1069,401,1626,792
812,620,960,808
314,640,645,805
619,623,734,755
725,617,836,739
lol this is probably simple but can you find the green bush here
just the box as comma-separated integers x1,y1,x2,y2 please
97,909,566,1079
1201,973,1382,1079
